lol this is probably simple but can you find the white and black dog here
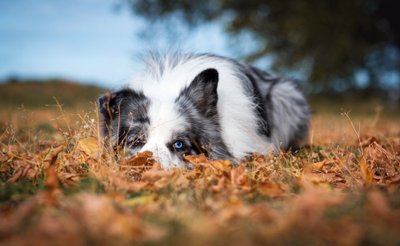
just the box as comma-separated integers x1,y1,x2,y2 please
98,53,310,169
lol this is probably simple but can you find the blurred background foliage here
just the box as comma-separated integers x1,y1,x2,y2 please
1,0,399,113
122,0,400,99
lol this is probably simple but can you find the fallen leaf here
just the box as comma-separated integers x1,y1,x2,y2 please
303,160,328,173
258,182,284,197
359,157,373,185
77,137,100,159
126,151,154,166
210,159,233,171
184,154,208,165
141,166,172,182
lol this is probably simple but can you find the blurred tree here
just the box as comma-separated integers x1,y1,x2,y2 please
122,0,400,91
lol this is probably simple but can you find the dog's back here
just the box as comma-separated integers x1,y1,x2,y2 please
243,65,311,151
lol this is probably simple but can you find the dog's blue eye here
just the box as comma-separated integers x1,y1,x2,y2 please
174,140,184,149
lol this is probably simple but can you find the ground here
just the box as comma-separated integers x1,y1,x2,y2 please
0,97,399,245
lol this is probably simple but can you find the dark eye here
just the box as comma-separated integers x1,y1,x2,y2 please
173,140,185,150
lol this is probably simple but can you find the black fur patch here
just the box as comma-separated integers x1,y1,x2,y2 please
242,70,271,137
98,88,150,152
177,68,219,118
174,68,233,161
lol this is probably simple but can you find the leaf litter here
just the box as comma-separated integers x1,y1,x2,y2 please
0,111,400,246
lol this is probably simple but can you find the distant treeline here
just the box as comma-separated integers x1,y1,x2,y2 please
0,78,398,116
0,78,106,109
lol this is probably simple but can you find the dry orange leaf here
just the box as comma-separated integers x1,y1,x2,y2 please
141,167,173,182
359,157,373,185
184,154,208,165
77,137,101,159
42,145,64,168
303,159,328,174
7,164,34,183
126,151,154,166
210,159,232,171
259,182,284,197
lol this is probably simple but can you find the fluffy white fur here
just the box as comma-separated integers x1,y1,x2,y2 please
128,55,273,168
140,101,187,166
99,52,310,169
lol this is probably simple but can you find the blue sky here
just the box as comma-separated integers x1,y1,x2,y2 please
0,0,230,88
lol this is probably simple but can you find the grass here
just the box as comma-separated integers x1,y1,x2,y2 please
0,79,105,110
0,83,399,245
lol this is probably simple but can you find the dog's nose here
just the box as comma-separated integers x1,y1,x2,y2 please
140,143,178,169
140,143,161,162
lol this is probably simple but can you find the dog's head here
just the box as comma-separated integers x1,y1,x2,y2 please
98,68,232,169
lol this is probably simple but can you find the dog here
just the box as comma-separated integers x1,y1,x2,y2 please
98,52,311,169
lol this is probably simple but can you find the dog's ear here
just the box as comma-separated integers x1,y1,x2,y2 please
98,91,118,139
97,89,140,136
98,91,118,127
178,68,219,117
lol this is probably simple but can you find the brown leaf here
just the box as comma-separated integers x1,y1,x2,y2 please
303,160,328,174
141,165,173,182
7,162,35,183
42,145,64,170
7,165,25,183
44,165,60,190
77,137,101,159
126,151,154,166
360,136,377,147
184,154,208,165
40,145,64,205
58,173,81,187
359,157,373,185
230,165,248,187
210,159,233,172
258,182,285,197
211,176,226,193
